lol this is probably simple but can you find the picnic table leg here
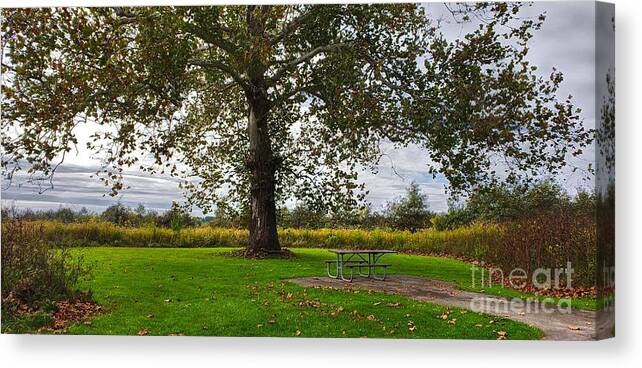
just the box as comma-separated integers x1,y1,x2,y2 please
365,253,373,278
327,261,338,278
356,253,370,278
338,253,355,282
370,252,387,281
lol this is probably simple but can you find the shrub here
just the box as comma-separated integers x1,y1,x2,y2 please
431,208,475,231
384,182,433,232
1,220,91,318
489,210,596,286
156,201,199,229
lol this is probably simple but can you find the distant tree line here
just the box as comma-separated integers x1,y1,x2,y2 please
431,180,596,230
2,180,597,232
208,182,434,232
1,201,200,230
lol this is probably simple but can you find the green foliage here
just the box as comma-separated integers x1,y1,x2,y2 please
101,203,134,226
278,203,327,229
1,220,91,322
466,181,565,222
2,205,91,223
384,182,433,232
156,201,198,230
431,208,476,231
2,4,591,217
428,181,597,232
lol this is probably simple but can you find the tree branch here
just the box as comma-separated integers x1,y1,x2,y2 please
183,22,239,57
269,9,314,46
188,59,247,88
269,42,354,84
273,85,327,107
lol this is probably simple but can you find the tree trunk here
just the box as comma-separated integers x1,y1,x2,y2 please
245,88,281,257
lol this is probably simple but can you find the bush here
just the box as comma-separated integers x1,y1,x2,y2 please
155,202,199,230
384,182,433,232
1,220,91,318
431,208,475,231
464,180,585,223
492,210,597,286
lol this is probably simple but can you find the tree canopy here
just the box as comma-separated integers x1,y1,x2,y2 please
1,4,592,254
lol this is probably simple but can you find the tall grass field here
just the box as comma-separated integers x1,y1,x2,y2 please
6,219,596,286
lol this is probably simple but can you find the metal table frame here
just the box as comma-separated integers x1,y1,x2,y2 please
326,249,397,282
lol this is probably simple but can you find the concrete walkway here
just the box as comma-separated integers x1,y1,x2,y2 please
289,275,613,340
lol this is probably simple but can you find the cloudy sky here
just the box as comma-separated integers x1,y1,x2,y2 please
1,1,601,215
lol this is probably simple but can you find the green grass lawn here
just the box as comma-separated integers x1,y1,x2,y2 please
23,247,548,339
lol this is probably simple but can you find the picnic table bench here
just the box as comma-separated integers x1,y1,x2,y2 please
325,249,397,282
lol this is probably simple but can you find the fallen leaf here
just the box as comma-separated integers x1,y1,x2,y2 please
448,318,457,325
366,314,376,321
568,325,581,331
407,321,417,332
137,327,149,336
257,324,263,328
373,301,382,306
295,330,301,336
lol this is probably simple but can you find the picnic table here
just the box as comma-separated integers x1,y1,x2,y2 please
325,249,397,282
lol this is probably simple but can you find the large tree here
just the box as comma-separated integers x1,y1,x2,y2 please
1,4,590,256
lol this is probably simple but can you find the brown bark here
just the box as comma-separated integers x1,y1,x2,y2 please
243,7,281,256
244,86,281,256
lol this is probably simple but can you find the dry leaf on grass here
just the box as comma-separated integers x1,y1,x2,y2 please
407,321,417,332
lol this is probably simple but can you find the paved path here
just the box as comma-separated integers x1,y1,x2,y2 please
289,275,613,340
